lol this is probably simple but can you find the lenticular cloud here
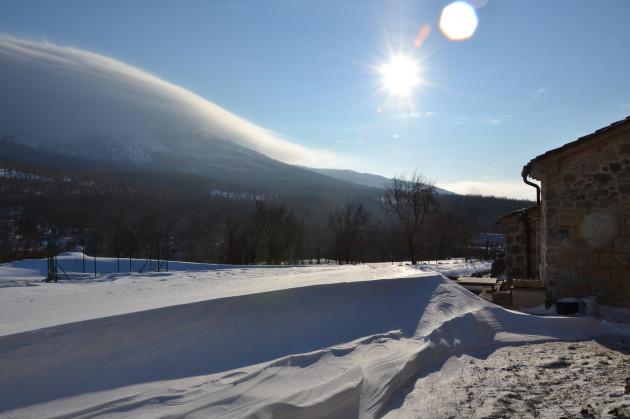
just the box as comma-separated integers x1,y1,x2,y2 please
0,35,338,167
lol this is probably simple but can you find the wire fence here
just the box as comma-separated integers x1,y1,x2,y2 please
45,231,172,282
47,252,171,281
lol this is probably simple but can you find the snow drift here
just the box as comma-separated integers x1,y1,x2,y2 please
0,260,627,418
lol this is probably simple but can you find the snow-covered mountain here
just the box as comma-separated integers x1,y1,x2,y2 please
0,36,362,192
0,36,336,164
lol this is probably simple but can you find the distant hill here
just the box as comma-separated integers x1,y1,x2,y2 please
307,168,456,195
0,135,379,199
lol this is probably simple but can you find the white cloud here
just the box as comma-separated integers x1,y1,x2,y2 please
0,36,343,168
438,180,539,200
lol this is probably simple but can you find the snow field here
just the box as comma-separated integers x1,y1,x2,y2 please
0,257,629,417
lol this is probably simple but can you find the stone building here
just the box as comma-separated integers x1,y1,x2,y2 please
501,116,630,308
498,204,541,282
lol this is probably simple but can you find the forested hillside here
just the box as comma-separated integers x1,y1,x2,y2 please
0,161,532,265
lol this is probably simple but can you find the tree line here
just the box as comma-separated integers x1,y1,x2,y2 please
0,162,531,266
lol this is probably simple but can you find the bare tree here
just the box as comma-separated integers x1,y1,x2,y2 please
327,203,371,264
255,201,302,265
221,203,257,265
382,170,437,265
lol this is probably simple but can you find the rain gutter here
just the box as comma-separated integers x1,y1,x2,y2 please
521,162,541,205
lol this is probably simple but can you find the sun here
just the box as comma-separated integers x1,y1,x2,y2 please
380,55,420,96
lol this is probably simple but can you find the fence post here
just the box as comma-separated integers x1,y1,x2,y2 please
93,231,97,278
116,243,120,273
149,234,152,272
46,231,58,283
157,232,160,273
82,233,86,273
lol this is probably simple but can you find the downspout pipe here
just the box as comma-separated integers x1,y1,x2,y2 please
519,213,531,279
521,162,541,205
520,162,539,279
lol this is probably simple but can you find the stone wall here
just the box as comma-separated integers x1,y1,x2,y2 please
501,207,540,281
534,132,630,307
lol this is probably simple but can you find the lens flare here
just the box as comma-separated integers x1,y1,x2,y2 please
580,211,620,248
440,1,478,41
413,24,432,48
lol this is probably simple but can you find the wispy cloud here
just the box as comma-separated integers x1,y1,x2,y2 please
439,180,538,200
532,88,546,99
398,111,434,118
488,114,512,124
0,35,343,168
455,115,512,126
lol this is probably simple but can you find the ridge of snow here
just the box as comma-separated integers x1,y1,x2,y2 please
0,259,628,417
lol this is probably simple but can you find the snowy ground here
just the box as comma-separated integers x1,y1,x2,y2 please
384,336,630,418
1,256,629,418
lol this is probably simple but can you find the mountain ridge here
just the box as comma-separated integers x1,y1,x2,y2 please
307,167,456,195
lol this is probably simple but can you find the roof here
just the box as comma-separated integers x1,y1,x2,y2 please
497,204,540,224
531,116,630,167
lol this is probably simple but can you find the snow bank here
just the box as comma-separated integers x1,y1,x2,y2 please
414,258,491,277
1,261,625,418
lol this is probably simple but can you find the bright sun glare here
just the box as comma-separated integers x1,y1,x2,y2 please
380,55,420,96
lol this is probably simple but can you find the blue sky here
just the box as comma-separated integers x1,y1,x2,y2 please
1,0,629,199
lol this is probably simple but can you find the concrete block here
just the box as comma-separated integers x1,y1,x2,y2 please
513,278,541,288
512,288,546,309
492,291,512,305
